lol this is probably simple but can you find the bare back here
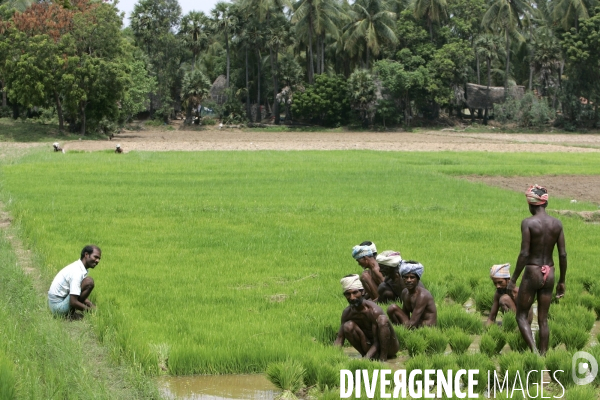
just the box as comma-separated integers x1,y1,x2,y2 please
522,213,564,266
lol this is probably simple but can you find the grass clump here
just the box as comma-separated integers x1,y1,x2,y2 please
545,349,574,387
446,280,472,305
506,331,529,352
479,333,498,357
474,282,494,314
456,353,496,393
447,328,472,354
266,359,306,396
498,352,544,392
0,353,16,400
393,325,410,351
405,332,427,357
427,282,447,304
564,385,599,400
405,354,433,373
560,327,589,351
500,311,518,332
485,323,507,353
437,305,482,334
419,327,448,355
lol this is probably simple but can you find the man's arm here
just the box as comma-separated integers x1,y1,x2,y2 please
405,291,429,329
509,220,530,292
486,291,502,326
333,312,348,347
365,308,384,359
556,225,567,298
369,264,385,286
69,294,92,311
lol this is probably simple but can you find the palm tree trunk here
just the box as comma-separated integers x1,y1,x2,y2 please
54,90,64,132
316,35,321,75
321,35,325,73
504,29,510,99
476,52,480,85
270,46,280,125
529,63,533,91
1,80,6,107
246,47,251,120
308,19,314,84
225,31,230,88
256,49,261,123
485,58,491,124
79,102,86,136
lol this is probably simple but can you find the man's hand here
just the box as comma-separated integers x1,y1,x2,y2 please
555,282,566,299
84,300,96,309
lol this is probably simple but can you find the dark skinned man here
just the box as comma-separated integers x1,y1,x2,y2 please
387,261,437,328
352,242,384,302
508,185,567,355
334,274,399,361
486,263,532,327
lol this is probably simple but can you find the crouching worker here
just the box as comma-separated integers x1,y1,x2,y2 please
352,242,384,302
47,245,101,320
486,263,532,327
334,274,399,361
387,261,437,328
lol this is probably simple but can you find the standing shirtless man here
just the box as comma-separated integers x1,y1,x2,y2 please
508,185,567,355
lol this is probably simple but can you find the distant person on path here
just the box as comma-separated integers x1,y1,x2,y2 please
115,144,123,153
387,261,437,328
508,185,567,355
352,242,383,302
485,263,532,327
52,142,64,153
334,274,399,361
47,245,101,320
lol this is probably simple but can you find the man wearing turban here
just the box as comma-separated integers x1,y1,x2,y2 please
334,274,399,361
486,264,532,327
376,250,425,303
507,184,567,355
351,242,384,302
387,261,437,328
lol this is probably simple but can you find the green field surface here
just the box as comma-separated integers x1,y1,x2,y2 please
1,150,599,379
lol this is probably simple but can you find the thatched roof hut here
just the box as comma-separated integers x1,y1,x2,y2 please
210,75,227,104
465,83,525,109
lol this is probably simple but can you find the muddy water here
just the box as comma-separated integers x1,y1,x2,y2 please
157,374,280,400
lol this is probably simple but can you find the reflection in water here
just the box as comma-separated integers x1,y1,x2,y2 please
157,374,281,400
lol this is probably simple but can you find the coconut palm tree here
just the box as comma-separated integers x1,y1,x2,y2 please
550,0,595,32
411,0,447,41
481,0,532,97
181,69,211,125
475,33,504,121
211,2,237,87
342,0,398,68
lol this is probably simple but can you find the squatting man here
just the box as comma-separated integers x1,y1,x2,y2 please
47,245,101,320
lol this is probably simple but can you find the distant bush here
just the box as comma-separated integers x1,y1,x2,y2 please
201,117,217,126
494,92,554,128
291,74,350,127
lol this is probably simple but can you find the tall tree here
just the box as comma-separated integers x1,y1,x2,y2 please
211,2,237,88
179,11,208,70
411,0,447,41
550,0,596,32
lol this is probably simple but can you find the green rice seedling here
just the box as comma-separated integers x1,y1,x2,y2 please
393,325,410,351
500,311,518,332
468,276,480,290
545,349,574,387
474,282,494,314
479,333,497,357
456,353,496,393
564,385,598,400
447,280,472,305
418,327,448,355
266,360,306,396
550,304,595,331
485,323,507,353
589,344,600,386
506,331,528,352
498,352,543,393
437,304,482,334
446,328,472,354
405,332,427,357
405,354,433,373
577,292,599,317
430,353,458,372
426,282,447,304
547,320,563,349
0,354,16,400
561,327,589,351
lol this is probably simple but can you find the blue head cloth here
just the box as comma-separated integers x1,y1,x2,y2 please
352,245,373,260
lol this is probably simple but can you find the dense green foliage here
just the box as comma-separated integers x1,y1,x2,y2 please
2,0,600,129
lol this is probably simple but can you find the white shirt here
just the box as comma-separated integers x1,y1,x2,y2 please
48,259,88,301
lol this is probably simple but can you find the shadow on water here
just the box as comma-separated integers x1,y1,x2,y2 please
157,374,281,400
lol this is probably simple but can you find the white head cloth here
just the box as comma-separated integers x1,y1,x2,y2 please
376,250,402,268
367,242,377,254
399,260,424,279
340,274,364,292
53,142,59,147
116,144,121,148
490,263,511,279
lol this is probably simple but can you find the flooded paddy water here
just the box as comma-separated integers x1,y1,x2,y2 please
157,374,280,400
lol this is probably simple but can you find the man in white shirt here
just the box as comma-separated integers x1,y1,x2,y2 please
48,245,101,320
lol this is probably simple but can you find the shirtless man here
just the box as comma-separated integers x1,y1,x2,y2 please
486,263,532,327
352,242,384,301
508,185,567,355
387,261,437,328
334,274,399,361
377,251,424,303
115,144,123,153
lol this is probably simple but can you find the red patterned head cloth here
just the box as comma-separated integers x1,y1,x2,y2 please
525,184,548,205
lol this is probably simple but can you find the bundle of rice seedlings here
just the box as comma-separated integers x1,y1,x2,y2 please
405,332,427,357
474,283,494,314
405,354,433,373
427,282,447,304
315,363,339,390
419,327,448,355
562,327,589,351
430,353,458,372
437,305,482,334
577,293,599,318
506,331,528,352
498,352,527,389
550,304,595,331
479,333,498,357
589,345,600,386
393,325,410,351
456,353,496,393
564,384,598,400
0,355,16,400
545,349,574,387
266,359,306,399
447,281,472,305
500,311,518,332
447,328,472,354
547,320,563,349
486,323,506,353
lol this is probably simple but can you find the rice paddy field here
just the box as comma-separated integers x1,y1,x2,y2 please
1,148,600,398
